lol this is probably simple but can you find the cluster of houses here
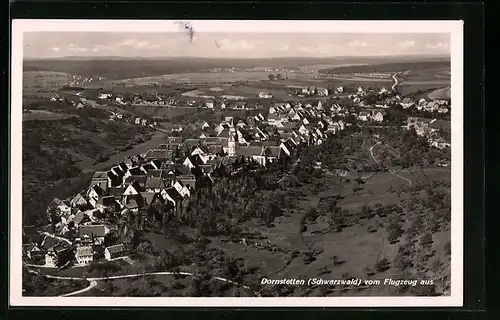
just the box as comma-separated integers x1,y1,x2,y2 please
405,117,451,149
23,100,353,268
286,85,331,97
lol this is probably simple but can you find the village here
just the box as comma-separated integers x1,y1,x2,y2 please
23,81,452,280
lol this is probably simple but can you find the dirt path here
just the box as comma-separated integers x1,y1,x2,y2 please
369,141,412,187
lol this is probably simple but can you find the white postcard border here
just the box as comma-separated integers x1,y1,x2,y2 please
10,19,464,307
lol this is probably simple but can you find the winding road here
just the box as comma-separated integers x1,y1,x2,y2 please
391,72,401,92
43,271,261,297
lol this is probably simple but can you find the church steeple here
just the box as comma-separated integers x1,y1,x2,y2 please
227,133,236,157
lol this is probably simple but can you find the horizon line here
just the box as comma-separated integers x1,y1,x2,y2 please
24,53,451,61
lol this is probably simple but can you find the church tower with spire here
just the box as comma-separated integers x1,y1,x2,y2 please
228,133,236,157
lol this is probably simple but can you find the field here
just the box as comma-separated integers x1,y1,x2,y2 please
23,110,77,121
125,105,199,119
115,71,273,86
428,87,451,100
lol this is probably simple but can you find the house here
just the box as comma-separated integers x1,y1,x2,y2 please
23,243,44,260
70,193,88,209
98,93,112,100
317,88,329,96
73,211,91,227
144,176,167,193
90,171,109,191
56,201,72,217
259,92,273,99
280,140,296,157
96,196,121,212
45,250,59,267
298,125,309,135
104,244,128,261
161,187,183,207
46,197,64,217
372,111,384,122
358,111,370,122
183,154,204,169
430,137,450,149
176,175,197,190
135,117,141,125
140,192,163,207
75,246,94,266
78,225,108,245
123,181,142,197
44,244,69,268
205,101,214,109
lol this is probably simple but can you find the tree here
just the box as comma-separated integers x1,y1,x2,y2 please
444,241,451,256
375,257,391,273
268,74,275,81
420,232,433,248
387,220,404,244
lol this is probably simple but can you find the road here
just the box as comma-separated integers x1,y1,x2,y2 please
60,281,98,297
79,130,167,172
43,271,261,297
39,231,72,245
369,141,412,187
391,72,401,92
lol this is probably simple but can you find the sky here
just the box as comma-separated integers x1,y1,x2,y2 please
24,32,451,59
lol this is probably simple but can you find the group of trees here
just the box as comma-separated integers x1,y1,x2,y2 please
268,73,286,81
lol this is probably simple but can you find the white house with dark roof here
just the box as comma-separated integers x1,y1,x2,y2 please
75,246,94,266
104,244,127,261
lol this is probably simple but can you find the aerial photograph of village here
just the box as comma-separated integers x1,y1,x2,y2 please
19,24,453,299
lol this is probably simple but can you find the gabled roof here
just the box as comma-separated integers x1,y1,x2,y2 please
129,167,146,176
166,137,183,144
182,139,201,149
92,171,108,180
238,146,263,158
105,244,126,254
145,177,165,189
142,163,155,172
185,154,204,166
265,146,281,158
164,187,183,203
108,187,126,197
97,196,118,207
79,225,106,238
118,162,128,172
145,149,172,160
47,197,62,210
76,246,93,257
146,169,163,178
124,175,147,188
73,211,89,225
69,194,87,207
140,192,159,206
90,185,105,197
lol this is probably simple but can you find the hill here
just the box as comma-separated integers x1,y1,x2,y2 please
427,87,451,100
24,56,447,80
22,116,155,225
